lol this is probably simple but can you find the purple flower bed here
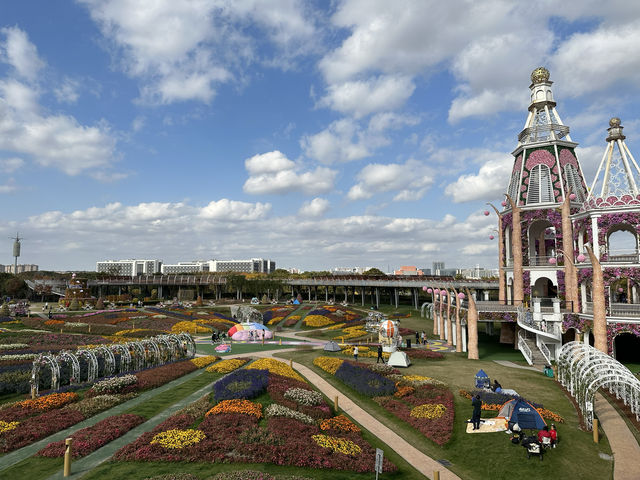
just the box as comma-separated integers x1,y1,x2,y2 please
214,368,269,401
335,361,396,397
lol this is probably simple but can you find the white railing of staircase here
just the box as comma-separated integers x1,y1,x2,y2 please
517,330,533,366
516,305,561,340
537,340,551,365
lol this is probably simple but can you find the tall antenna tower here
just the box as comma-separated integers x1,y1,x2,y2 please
10,233,21,274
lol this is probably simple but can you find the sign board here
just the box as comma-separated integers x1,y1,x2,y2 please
375,448,384,474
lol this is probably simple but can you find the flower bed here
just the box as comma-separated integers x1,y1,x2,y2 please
113,367,396,473
190,355,219,368
213,369,269,401
316,358,455,445
246,358,304,382
320,415,360,433
404,349,445,360
335,361,397,397
0,392,80,421
151,429,206,449
303,315,334,327
36,413,145,458
313,356,344,375
206,358,249,374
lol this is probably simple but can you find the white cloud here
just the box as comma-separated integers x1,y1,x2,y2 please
243,151,337,195
0,178,18,194
0,157,24,173
319,75,415,118
368,112,419,133
347,159,434,201
444,154,512,203
462,243,494,255
0,28,120,178
54,78,80,104
0,27,44,80
78,0,318,104
245,150,295,175
298,197,329,217
199,199,271,221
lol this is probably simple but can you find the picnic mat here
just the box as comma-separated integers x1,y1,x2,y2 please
466,417,508,433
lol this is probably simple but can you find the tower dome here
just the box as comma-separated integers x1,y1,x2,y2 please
531,67,550,84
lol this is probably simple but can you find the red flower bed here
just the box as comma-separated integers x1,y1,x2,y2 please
135,360,198,390
376,384,454,445
404,348,444,360
0,408,86,453
37,414,145,458
267,373,332,420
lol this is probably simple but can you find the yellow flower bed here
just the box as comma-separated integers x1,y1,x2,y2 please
313,356,344,375
327,323,346,330
0,421,19,434
333,326,367,340
150,429,206,449
267,316,285,325
190,355,219,368
205,399,262,418
303,315,333,327
312,434,361,456
410,403,446,419
320,415,360,433
247,358,304,382
205,358,248,374
114,328,153,336
171,321,211,333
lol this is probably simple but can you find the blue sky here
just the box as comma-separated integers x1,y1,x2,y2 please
2,1,640,272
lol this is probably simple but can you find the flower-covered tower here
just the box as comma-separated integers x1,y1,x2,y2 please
502,67,589,305
572,118,640,357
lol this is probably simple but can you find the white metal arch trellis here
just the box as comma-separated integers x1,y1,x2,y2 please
30,353,60,396
56,351,80,385
76,349,99,383
93,345,116,377
110,344,132,373
558,341,640,430
141,339,161,367
128,342,145,370
177,332,196,358
156,336,174,362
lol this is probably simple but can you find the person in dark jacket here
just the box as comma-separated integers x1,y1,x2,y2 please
471,394,482,430
377,344,384,363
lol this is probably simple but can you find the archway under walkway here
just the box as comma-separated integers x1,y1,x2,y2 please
614,333,640,370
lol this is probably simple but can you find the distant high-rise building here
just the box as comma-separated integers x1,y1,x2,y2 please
2,264,38,274
394,266,423,276
432,262,445,276
209,258,275,274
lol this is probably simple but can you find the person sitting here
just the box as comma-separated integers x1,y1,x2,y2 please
537,426,552,448
491,379,502,392
550,424,558,448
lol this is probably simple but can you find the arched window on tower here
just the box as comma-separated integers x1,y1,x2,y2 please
527,164,553,204
564,164,585,202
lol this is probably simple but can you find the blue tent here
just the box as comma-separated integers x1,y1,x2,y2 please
475,369,490,388
498,398,546,430
293,299,300,305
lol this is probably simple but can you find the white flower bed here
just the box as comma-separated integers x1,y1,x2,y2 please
284,387,323,406
0,353,38,361
92,374,138,393
265,403,315,425
0,344,29,350
65,322,89,327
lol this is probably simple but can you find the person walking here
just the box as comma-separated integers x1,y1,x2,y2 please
421,330,426,345
376,344,384,363
471,394,482,430
353,345,358,362
415,331,420,345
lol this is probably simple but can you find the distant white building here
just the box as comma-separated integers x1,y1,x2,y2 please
1,264,39,274
210,258,275,274
161,261,209,274
457,264,499,279
96,259,162,277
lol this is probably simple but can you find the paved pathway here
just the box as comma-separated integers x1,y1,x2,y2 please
595,393,640,480
493,360,541,371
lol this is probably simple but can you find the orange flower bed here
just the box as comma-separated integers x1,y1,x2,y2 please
205,399,262,419
394,385,415,398
320,415,360,433
44,320,65,326
17,392,79,411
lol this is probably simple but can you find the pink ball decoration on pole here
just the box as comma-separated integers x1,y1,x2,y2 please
422,286,428,291
576,254,586,262
501,200,507,207
440,290,447,296
483,210,490,216
457,293,465,299
569,193,577,200
618,287,624,293
489,235,495,240
548,257,557,265
427,288,433,293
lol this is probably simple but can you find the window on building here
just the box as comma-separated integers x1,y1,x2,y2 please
564,164,584,202
527,164,554,204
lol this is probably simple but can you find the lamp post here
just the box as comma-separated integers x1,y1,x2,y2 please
485,203,506,304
